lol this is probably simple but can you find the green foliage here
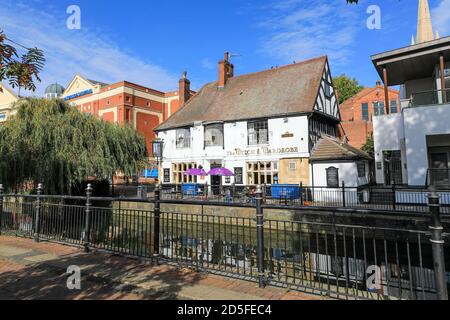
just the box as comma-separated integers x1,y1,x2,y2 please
334,74,364,104
0,98,148,194
0,30,45,94
362,133,375,158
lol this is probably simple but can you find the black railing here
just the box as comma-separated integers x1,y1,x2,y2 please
156,183,450,214
427,169,450,189
411,89,450,107
0,183,448,300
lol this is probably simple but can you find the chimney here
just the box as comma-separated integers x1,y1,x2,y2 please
376,80,382,87
179,71,191,107
218,52,234,87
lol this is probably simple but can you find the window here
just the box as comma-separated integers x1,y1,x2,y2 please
326,167,339,188
390,100,398,114
361,103,369,121
247,161,278,185
172,163,197,183
248,120,268,145
357,162,366,178
373,102,385,116
225,177,231,184
288,161,297,171
234,167,243,184
163,169,170,183
324,82,332,99
176,128,191,149
204,124,224,147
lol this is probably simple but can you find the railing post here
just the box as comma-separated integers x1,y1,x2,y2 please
153,184,161,255
428,188,448,300
342,181,346,208
34,184,43,243
392,181,396,211
256,185,266,288
0,184,3,235
83,184,93,252
299,182,304,206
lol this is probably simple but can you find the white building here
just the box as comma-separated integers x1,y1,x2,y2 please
0,83,19,123
371,2,450,187
155,54,370,191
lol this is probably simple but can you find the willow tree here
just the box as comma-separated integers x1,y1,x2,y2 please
0,98,148,194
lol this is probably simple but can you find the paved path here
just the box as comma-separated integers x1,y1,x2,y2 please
0,235,326,300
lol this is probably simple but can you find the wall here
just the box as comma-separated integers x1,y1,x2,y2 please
311,161,368,188
403,104,450,186
373,113,404,184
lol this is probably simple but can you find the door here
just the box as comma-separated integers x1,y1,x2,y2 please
383,151,403,185
430,153,449,186
210,161,222,195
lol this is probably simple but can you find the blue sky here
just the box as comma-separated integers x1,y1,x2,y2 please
1,0,450,95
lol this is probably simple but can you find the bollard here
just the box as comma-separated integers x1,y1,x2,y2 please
153,184,161,255
34,184,43,243
255,185,266,288
428,187,448,300
83,184,93,252
0,184,3,235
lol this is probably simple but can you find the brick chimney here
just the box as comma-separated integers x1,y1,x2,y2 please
218,52,234,88
179,71,191,107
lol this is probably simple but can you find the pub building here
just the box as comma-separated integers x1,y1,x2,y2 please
154,53,371,193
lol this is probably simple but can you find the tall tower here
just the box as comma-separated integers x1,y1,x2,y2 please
416,0,434,43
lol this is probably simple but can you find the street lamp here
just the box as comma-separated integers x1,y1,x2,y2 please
152,139,164,182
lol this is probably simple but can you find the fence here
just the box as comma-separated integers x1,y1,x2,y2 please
0,183,448,300
159,183,450,214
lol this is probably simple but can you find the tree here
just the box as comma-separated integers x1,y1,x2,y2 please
334,74,364,104
362,133,375,158
0,98,148,194
0,29,45,95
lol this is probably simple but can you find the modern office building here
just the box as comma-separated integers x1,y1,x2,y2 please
372,0,450,187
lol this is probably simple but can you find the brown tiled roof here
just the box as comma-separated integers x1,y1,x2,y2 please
310,135,372,161
155,56,327,131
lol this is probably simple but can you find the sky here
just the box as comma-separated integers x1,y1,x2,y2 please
1,0,450,96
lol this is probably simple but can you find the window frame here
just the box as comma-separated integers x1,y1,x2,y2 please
247,119,269,146
234,167,243,185
175,128,191,149
204,123,224,148
361,103,369,121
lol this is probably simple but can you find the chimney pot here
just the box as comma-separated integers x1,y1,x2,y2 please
218,52,234,88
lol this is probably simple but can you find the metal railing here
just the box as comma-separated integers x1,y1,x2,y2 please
157,183,450,214
411,89,450,107
0,183,448,300
427,169,450,189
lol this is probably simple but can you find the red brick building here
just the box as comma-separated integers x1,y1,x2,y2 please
62,74,194,156
339,81,400,149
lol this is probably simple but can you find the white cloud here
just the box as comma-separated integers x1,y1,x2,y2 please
257,0,360,67
201,58,215,70
0,2,178,96
432,0,450,37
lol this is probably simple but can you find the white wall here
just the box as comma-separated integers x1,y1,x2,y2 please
373,113,404,184
311,161,369,188
403,104,450,186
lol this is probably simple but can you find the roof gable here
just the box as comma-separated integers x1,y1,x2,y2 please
156,56,328,131
310,135,372,161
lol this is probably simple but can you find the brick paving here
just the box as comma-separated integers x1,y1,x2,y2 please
0,235,327,300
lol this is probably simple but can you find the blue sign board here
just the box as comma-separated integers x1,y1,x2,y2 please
64,89,93,101
142,169,158,179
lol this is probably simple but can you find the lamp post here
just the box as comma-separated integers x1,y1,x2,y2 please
152,138,164,183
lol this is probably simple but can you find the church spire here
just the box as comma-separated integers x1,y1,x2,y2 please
416,0,434,43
